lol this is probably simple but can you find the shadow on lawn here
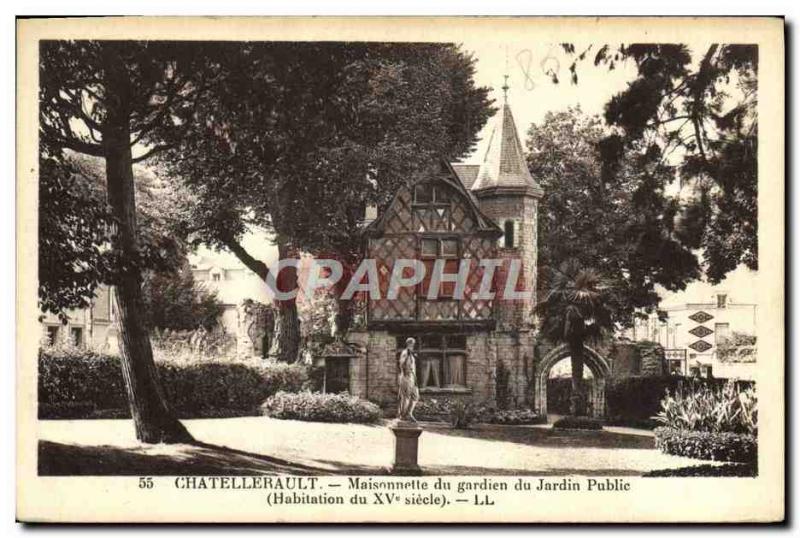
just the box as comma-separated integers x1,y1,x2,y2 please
38,440,340,476
424,423,655,450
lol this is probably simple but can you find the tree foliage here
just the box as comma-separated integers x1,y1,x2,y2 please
536,259,615,416
142,262,225,332
38,40,211,443
38,151,187,320
560,44,758,282
528,107,700,325
160,42,494,351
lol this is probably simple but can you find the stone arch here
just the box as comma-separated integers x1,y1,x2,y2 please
533,344,612,418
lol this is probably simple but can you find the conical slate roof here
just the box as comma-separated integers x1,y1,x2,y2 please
471,103,543,197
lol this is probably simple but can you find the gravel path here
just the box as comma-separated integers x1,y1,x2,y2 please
38,417,710,476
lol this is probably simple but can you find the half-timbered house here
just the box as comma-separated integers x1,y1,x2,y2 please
345,100,544,408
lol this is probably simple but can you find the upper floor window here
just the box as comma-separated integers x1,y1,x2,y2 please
502,219,521,249
503,220,515,248
212,273,221,282
420,238,459,259
414,183,449,205
715,322,730,345
716,293,728,308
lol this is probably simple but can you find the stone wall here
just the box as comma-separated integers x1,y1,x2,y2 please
347,328,535,410
474,195,538,331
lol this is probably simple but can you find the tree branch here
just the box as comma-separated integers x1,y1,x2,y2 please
220,237,270,281
131,144,174,163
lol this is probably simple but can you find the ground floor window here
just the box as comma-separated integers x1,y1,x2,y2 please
70,327,84,347
396,334,467,389
46,326,58,346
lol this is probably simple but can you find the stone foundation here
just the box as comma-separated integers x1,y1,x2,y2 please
347,328,536,410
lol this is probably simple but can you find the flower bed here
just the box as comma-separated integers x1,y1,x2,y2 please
653,380,758,463
260,391,382,424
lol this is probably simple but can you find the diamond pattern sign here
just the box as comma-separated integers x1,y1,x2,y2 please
688,340,713,353
688,311,714,324
689,325,714,338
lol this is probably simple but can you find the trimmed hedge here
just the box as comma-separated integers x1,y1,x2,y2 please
260,391,382,424
654,427,757,464
39,348,309,419
552,416,604,431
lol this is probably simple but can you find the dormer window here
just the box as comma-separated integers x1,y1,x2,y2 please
413,183,449,204
413,182,451,232
414,183,433,204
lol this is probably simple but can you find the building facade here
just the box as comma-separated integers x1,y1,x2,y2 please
621,292,757,380
40,284,118,350
343,101,546,409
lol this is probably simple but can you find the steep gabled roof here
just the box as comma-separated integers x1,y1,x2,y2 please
450,163,480,190
470,103,543,197
363,159,502,237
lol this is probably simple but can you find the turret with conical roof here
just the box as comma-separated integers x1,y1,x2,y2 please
470,95,542,330
471,102,544,197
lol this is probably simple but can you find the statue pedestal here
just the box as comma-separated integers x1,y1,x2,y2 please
389,421,423,476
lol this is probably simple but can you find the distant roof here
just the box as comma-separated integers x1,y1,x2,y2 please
450,163,480,190
469,103,543,197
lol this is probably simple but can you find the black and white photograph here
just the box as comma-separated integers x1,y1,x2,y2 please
15,16,785,523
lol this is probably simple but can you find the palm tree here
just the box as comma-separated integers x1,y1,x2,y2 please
537,260,614,416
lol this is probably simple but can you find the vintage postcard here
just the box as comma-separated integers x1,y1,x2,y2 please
16,16,784,523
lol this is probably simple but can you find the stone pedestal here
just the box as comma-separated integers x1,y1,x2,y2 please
390,421,423,475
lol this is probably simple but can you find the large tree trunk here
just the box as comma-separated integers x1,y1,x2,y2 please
102,44,193,444
271,239,301,363
568,338,586,416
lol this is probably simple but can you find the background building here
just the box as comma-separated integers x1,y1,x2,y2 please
622,291,757,380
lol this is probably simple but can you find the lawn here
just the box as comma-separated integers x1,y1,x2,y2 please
38,417,717,476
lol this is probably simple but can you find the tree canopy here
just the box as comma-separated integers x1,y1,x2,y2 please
142,261,225,332
39,151,187,320
560,44,758,282
527,107,701,326
162,42,493,261
160,42,494,352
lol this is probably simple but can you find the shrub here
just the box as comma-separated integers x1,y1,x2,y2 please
38,347,129,417
483,409,547,425
415,398,544,426
552,416,604,430
38,347,309,419
654,427,757,463
656,380,757,435
449,400,481,429
414,398,455,420
260,391,382,424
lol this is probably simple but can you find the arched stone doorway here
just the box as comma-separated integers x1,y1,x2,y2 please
534,344,611,418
